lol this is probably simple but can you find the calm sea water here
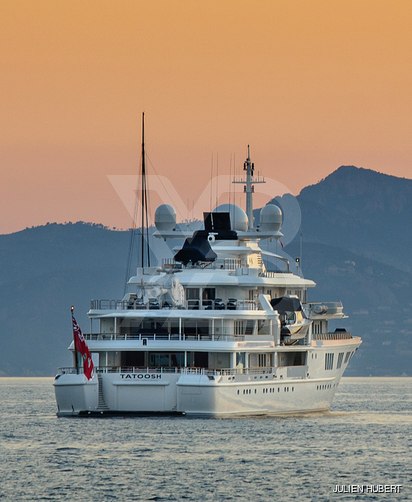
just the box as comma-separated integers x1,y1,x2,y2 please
0,378,410,501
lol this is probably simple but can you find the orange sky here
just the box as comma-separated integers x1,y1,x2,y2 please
1,0,411,234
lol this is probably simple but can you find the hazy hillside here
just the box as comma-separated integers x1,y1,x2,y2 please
0,223,129,375
282,166,412,375
0,167,410,375
297,166,412,272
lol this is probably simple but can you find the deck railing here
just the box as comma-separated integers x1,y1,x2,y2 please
162,258,243,270
57,366,283,377
312,331,352,340
259,271,292,278
90,299,259,311
83,332,246,342
82,331,352,342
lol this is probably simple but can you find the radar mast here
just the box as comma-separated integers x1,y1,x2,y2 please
233,145,265,229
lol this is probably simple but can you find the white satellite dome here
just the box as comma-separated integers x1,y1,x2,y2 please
155,204,176,231
260,204,282,232
213,204,248,232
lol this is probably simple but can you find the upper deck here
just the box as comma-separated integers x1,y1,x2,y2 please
88,298,346,321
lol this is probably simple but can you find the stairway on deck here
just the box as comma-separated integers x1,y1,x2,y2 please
97,373,109,411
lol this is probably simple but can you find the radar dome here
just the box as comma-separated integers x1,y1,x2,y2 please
213,204,248,232
155,204,176,231
260,204,282,232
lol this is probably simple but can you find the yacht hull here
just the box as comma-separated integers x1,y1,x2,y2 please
54,374,337,417
54,340,360,417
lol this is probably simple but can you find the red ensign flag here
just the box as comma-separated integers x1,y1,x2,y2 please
72,314,94,380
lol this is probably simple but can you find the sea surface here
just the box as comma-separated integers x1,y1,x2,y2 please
0,377,410,501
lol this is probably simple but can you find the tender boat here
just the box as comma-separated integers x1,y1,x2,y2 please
54,119,361,417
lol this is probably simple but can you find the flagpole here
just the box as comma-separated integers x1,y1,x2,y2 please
71,306,79,374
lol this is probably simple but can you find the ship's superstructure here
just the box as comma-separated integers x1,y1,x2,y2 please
54,131,361,416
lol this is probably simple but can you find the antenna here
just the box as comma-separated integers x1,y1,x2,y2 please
228,154,232,206
215,153,219,208
234,152,237,207
209,154,213,211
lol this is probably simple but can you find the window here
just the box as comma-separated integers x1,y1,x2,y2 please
148,352,185,368
344,351,351,363
186,288,199,299
337,352,344,369
201,288,215,308
313,322,321,335
278,352,307,367
186,288,200,310
325,353,334,370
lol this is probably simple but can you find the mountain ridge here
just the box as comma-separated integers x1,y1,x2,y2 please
293,165,412,273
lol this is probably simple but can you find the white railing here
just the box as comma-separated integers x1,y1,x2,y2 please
90,299,259,311
312,331,352,340
57,366,286,377
259,271,292,278
83,332,245,342
162,258,243,271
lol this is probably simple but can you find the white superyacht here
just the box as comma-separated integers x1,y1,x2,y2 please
54,130,361,417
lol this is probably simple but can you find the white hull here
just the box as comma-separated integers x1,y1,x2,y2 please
54,340,359,417
54,372,338,417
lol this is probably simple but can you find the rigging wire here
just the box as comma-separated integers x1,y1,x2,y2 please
146,152,190,225
123,142,141,295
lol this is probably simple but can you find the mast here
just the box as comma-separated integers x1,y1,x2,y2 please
140,113,150,268
245,145,254,229
233,145,265,230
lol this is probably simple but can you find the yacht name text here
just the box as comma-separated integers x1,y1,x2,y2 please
120,373,162,380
